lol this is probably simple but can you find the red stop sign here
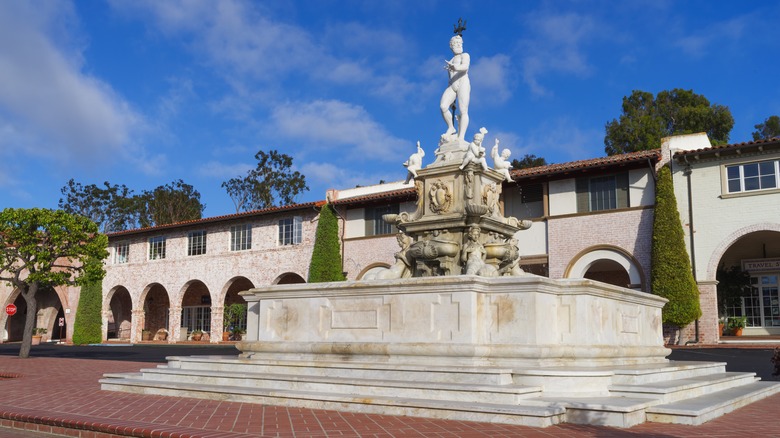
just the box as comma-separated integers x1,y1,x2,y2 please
5,304,17,316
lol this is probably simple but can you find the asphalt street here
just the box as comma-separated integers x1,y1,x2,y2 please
0,342,778,381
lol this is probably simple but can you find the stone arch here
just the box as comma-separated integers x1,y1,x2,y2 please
216,276,255,342
179,280,212,340
105,285,132,340
357,263,391,280
706,223,780,281
564,245,645,290
139,283,170,339
273,272,306,285
1,287,23,342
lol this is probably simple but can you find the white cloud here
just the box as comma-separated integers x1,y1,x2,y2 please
270,99,408,162
300,161,399,191
672,15,749,58
197,160,253,179
471,54,513,105
0,2,142,166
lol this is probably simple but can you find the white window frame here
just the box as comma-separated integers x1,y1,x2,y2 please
148,236,166,260
278,216,302,246
187,230,207,256
726,159,780,194
230,224,252,251
113,243,129,264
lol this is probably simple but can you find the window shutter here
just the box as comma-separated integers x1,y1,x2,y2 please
575,178,589,213
616,172,629,208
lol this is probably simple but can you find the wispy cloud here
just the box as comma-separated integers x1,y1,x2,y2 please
0,2,142,166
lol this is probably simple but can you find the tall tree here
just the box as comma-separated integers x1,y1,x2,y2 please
222,150,309,213
752,115,780,141
605,89,734,154
137,179,205,228
308,203,345,283
0,208,108,358
59,179,140,233
511,154,548,170
650,166,701,344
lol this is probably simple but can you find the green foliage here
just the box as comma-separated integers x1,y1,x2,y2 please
727,316,747,330
59,178,204,232
223,303,247,330
511,154,548,169
752,115,780,141
222,150,309,213
308,203,345,283
605,89,734,154
0,208,108,357
650,167,701,328
72,280,103,345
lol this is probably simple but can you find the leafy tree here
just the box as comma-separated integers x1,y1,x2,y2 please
59,179,140,233
752,115,780,141
308,203,345,283
59,179,204,231
511,154,548,169
222,150,309,213
137,179,204,228
650,166,701,344
71,279,103,345
0,208,108,358
605,89,734,154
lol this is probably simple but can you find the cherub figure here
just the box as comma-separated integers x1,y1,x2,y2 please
403,141,424,184
459,127,488,171
491,139,513,182
461,225,487,275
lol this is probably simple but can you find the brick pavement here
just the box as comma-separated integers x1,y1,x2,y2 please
1,355,780,437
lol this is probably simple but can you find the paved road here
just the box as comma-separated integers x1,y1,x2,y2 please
1,342,778,380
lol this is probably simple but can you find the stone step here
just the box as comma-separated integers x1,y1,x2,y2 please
99,377,565,428
164,355,516,385
610,372,759,403
132,366,542,404
610,361,728,385
645,381,780,425
529,395,659,428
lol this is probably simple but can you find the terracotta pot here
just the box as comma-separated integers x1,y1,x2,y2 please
222,331,230,342
734,327,743,337
142,331,152,341
31,335,42,346
718,323,724,337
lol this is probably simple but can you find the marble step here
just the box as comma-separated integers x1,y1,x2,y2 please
610,361,728,385
645,381,780,425
164,355,515,385
610,371,759,403
99,377,565,428
122,366,542,404
528,395,659,428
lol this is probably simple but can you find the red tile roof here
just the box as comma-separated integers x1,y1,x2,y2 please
673,137,780,158
330,187,418,206
106,201,321,237
510,149,661,180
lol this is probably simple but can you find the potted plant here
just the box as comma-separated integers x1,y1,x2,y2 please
142,329,152,341
31,327,47,345
718,316,726,337
191,329,204,341
223,303,246,342
727,316,747,336
230,327,244,341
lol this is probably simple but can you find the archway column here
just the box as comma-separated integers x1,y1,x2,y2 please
168,305,182,344
211,306,224,344
131,309,144,344
101,308,111,342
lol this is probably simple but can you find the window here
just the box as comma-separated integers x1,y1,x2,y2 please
148,236,166,260
181,306,211,333
113,243,129,264
278,216,302,246
726,160,779,193
230,224,252,251
576,173,629,213
188,231,207,256
365,204,399,236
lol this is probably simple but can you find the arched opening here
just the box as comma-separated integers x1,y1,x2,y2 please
565,246,644,291
108,286,133,340
274,273,306,285
3,286,65,343
221,277,253,341
180,280,211,339
583,259,632,288
715,230,780,335
141,284,170,340
6,291,26,342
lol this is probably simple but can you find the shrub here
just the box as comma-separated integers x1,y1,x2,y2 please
71,279,103,345
308,203,345,283
651,166,701,335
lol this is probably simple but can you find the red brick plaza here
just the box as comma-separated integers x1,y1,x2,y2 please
1,354,779,438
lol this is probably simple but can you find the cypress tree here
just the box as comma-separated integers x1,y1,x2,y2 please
72,279,104,345
308,203,346,283
651,166,701,340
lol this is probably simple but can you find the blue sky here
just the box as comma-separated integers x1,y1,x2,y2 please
2,1,779,217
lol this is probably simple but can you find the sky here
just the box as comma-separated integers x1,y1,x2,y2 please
2,0,779,218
